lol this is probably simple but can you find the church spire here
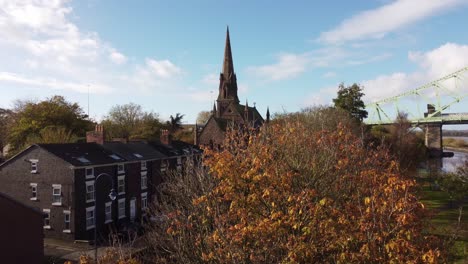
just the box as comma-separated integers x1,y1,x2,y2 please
222,26,235,77
266,107,270,123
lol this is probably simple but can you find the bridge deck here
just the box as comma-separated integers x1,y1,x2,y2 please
366,113,468,126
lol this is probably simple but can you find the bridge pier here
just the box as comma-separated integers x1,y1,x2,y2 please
424,104,443,157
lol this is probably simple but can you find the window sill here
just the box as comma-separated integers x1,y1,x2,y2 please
43,226,51,230
105,219,113,224
63,230,71,233
31,171,38,174
30,197,38,201
86,225,95,230
52,202,62,206
85,176,95,180
118,215,126,220
118,192,125,196
86,199,95,203
118,171,125,174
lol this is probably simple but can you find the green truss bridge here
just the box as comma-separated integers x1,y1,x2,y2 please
364,66,468,156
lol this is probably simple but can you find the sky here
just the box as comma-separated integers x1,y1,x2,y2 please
0,0,468,125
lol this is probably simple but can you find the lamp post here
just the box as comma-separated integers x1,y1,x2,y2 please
94,173,117,263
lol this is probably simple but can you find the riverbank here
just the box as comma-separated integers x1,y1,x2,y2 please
444,147,468,154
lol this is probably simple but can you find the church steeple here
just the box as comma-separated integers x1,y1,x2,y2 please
217,26,240,116
222,26,235,78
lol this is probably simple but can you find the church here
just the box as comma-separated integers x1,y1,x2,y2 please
197,28,269,148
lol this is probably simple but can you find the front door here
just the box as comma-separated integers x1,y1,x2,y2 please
130,197,136,221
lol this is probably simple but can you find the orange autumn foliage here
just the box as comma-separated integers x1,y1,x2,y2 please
197,120,443,263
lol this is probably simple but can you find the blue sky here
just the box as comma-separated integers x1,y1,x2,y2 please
1,0,468,124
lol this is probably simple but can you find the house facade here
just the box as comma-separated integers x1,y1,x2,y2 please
198,28,267,147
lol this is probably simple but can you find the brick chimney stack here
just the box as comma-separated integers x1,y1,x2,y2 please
86,124,105,144
160,129,172,145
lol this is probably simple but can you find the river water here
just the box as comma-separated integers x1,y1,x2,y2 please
441,136,468,172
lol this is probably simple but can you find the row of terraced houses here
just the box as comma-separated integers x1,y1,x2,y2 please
0,126,201,242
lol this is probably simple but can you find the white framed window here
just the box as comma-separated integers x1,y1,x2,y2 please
117,164,125,174
52,184,62,206
86,206,95,230
30,159,38,173
160,160,167,173
86,181,95,203
117,175,125,195
85,167,94,179
141,171,147,190
118,198,126,219
141,192,148,214
30,183,38,200
105,202,112,223
63,210,71,233
177,157,183,171
43,209,51,229
141,161,147,171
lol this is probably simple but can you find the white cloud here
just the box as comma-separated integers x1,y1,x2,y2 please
319,0,466,44
346,53,392,66
363,42,468,103
247,53,310,81
323,71,337,78
408,43,468,79
109,50,127,65
0,0,185,99
302,86,337,107
201,73,219,85
0,71,111,94
146,59,182,79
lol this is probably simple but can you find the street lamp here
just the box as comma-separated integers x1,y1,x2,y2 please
94,173,117,262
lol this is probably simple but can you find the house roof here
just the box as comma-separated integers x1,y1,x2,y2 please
236,104,264,125
171,140,203,155
147,140,202,157
38,142,125,166
146,141,182,157
102,141,167,161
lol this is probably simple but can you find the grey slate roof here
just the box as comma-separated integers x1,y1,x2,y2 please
38,142,125,166
102,141,167,161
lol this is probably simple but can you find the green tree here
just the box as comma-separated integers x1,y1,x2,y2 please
8,95,92,154
333,83,368,122
167,113,185,133
0,108,13,154
102,103,165,141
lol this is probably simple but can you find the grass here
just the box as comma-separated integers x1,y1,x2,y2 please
443,138,468,149
418,179,468,263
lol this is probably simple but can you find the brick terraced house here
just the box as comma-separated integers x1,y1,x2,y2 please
0,126,200,242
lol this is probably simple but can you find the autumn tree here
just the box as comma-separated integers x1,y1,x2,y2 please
144,110,443,263
370,112,426,172
8,96,92,154
102,103,165,141
333,83,368,122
